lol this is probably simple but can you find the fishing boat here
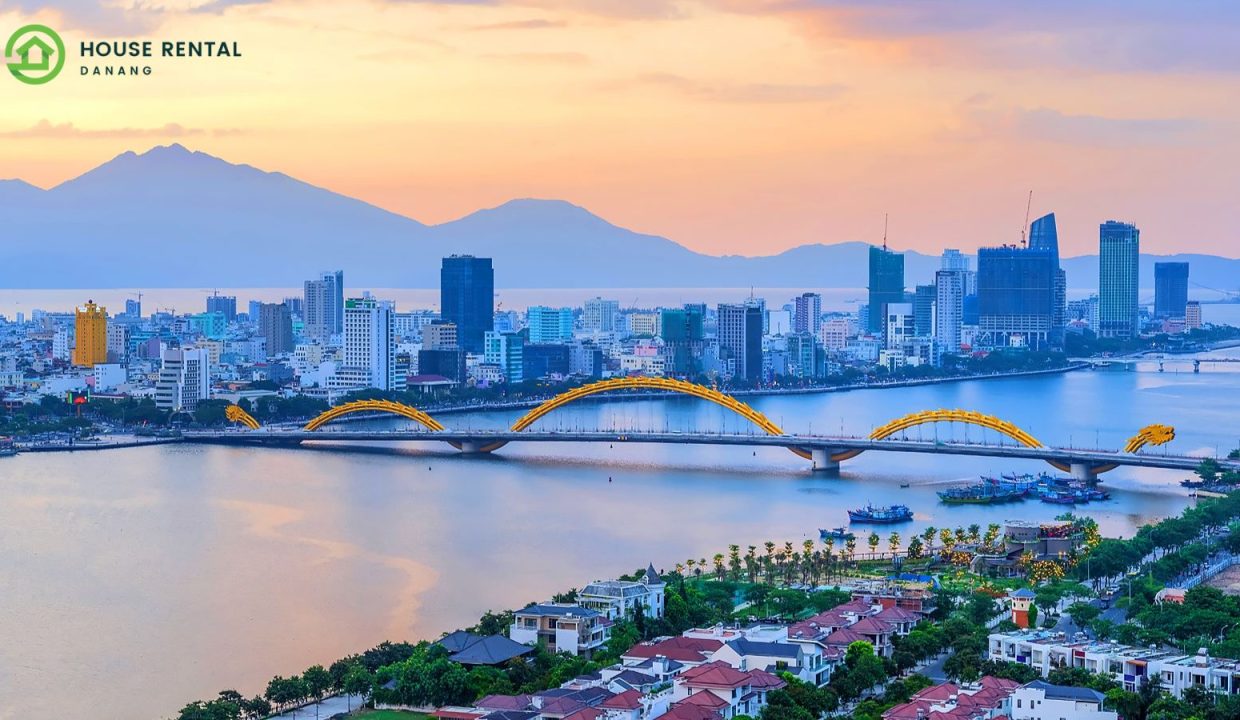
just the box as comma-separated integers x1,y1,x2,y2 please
848,504,914,523
937,483,1028,504
819,527,855,541
0,437,15,457
900,482,911,488
1040,492,1078,505
1180,479,1206,489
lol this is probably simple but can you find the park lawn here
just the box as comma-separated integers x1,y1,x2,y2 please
354,711,429,720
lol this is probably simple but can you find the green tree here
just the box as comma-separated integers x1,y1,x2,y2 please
342,663,374,712
1066,601,1101,635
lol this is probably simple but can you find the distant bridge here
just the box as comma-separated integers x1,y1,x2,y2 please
1071,354,1240,372
203,378,1224,479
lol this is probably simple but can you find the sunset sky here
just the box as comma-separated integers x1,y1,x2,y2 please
2,1,1237,257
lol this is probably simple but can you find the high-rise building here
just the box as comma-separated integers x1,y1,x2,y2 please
1185,301,1202,330
124,298,142,318
156,346,210,412
582,297,619,333
717,303,763,382
206,293,237,322
527,306,574,344
484,331,524,383
524,344,571,379
913,285,936,337
867,246,905,334
336,296,400,391
441,256,494,353
106,323,130,363
258,303,294,356
73,300,108,367
1028,213,1067,345
1099,221,1140,339
282,297,304,318
784,333,819,379
884,302,915,350
304,270,344,340
422,321,458,350
941,249,969,272
660,305,706,376
977,244,1056,349
934,269,965,355
1154,262,1190,319
793,293,822,335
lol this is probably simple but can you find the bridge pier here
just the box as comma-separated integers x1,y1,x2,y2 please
810,448,840,473
457,441,491,454
1070,462,1099,483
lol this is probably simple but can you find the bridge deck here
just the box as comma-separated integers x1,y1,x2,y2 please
181,429,1236,472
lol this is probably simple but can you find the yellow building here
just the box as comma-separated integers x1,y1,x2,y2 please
73,300,108,367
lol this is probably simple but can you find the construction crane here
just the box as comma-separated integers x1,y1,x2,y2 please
882,213,889,251
1020,190,1033,248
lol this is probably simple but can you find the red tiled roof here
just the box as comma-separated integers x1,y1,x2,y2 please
912,683,959,701
678,661,751,689
601,690,643,710
848,617,896,635
744,669,787,690
678,691,729,710
477,695,534,711
539,697,588,716
823,628,867,646
562,709,603,720
874,606,919,622
658,705,722,720
625,637,723,663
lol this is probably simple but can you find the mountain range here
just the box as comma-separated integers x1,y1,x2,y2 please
2,144,1237,291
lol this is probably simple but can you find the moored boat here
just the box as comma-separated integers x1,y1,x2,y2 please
819,527,856,540
848,504,914,523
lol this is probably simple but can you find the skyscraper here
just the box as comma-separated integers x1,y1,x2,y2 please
867,246,905,335
977,244,1056,349
717,303,763,382
582,297,619,333
73,300,108,367
155,346,210,412
1028,213,1067,344
934,269,965,354
913,285,936,337
1099,221,1140,339
304,270,344,340
660,305,706,376
124,298,142,318
526,306,574,344
793,293,822,335
1154,262,1189,318
258,303,294,356
206,293,237,322
484,331,524,383
440,256,494,353
337,296,400,391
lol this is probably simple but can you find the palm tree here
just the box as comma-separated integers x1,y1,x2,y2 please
867,531,880,558
686,558,696,576
746,545,758,582
845,537,857,564
955,527,968,545
923,526,937,550
967,524,981,544
888,532,902,557
728,544,742,581
675,562,685,575
940,528,956,551
763,541,776,584
907,535,924,559
713,553,725,580
984,523,1001,550
822,537,836,582
802,539,816,583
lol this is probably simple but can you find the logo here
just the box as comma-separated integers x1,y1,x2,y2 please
5,24,65,85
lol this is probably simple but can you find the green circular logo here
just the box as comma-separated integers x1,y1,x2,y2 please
6,24,65,85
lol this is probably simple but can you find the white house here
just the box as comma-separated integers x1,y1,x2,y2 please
1010,681,1116,720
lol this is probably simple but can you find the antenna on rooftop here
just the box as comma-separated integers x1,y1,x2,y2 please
1021,190,1033,248
882,213,889,251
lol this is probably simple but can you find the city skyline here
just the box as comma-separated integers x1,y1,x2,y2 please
3,2,1239,257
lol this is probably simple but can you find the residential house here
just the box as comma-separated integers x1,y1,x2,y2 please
1010,680,1117,720
670,661,786,719
579,565,667,621
511,604,611,657
882,676,1020,720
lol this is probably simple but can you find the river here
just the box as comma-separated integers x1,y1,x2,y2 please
1,351,1238,719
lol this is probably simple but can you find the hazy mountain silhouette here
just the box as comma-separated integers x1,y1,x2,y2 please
1,144,1236,291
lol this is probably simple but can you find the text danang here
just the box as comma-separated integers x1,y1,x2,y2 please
79,41,242,58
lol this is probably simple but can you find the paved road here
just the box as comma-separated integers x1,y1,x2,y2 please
274,694,366,719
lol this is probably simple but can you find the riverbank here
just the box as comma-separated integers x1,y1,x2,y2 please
13,436,180,452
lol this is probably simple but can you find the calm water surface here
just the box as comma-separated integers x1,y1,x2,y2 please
1,352,1238,719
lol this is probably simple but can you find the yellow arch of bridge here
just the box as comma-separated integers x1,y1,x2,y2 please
303,399,447,432
502,377,812,459
225,404,261,430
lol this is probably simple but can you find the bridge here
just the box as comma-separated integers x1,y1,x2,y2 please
1071,354,1240,372
199,378,1233,480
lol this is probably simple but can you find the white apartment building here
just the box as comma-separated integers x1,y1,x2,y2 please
583,297,620,333
1009,681,1115,720
332,296,403,392
578,566,666,621
989,629,1240,698
155,346,211,412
